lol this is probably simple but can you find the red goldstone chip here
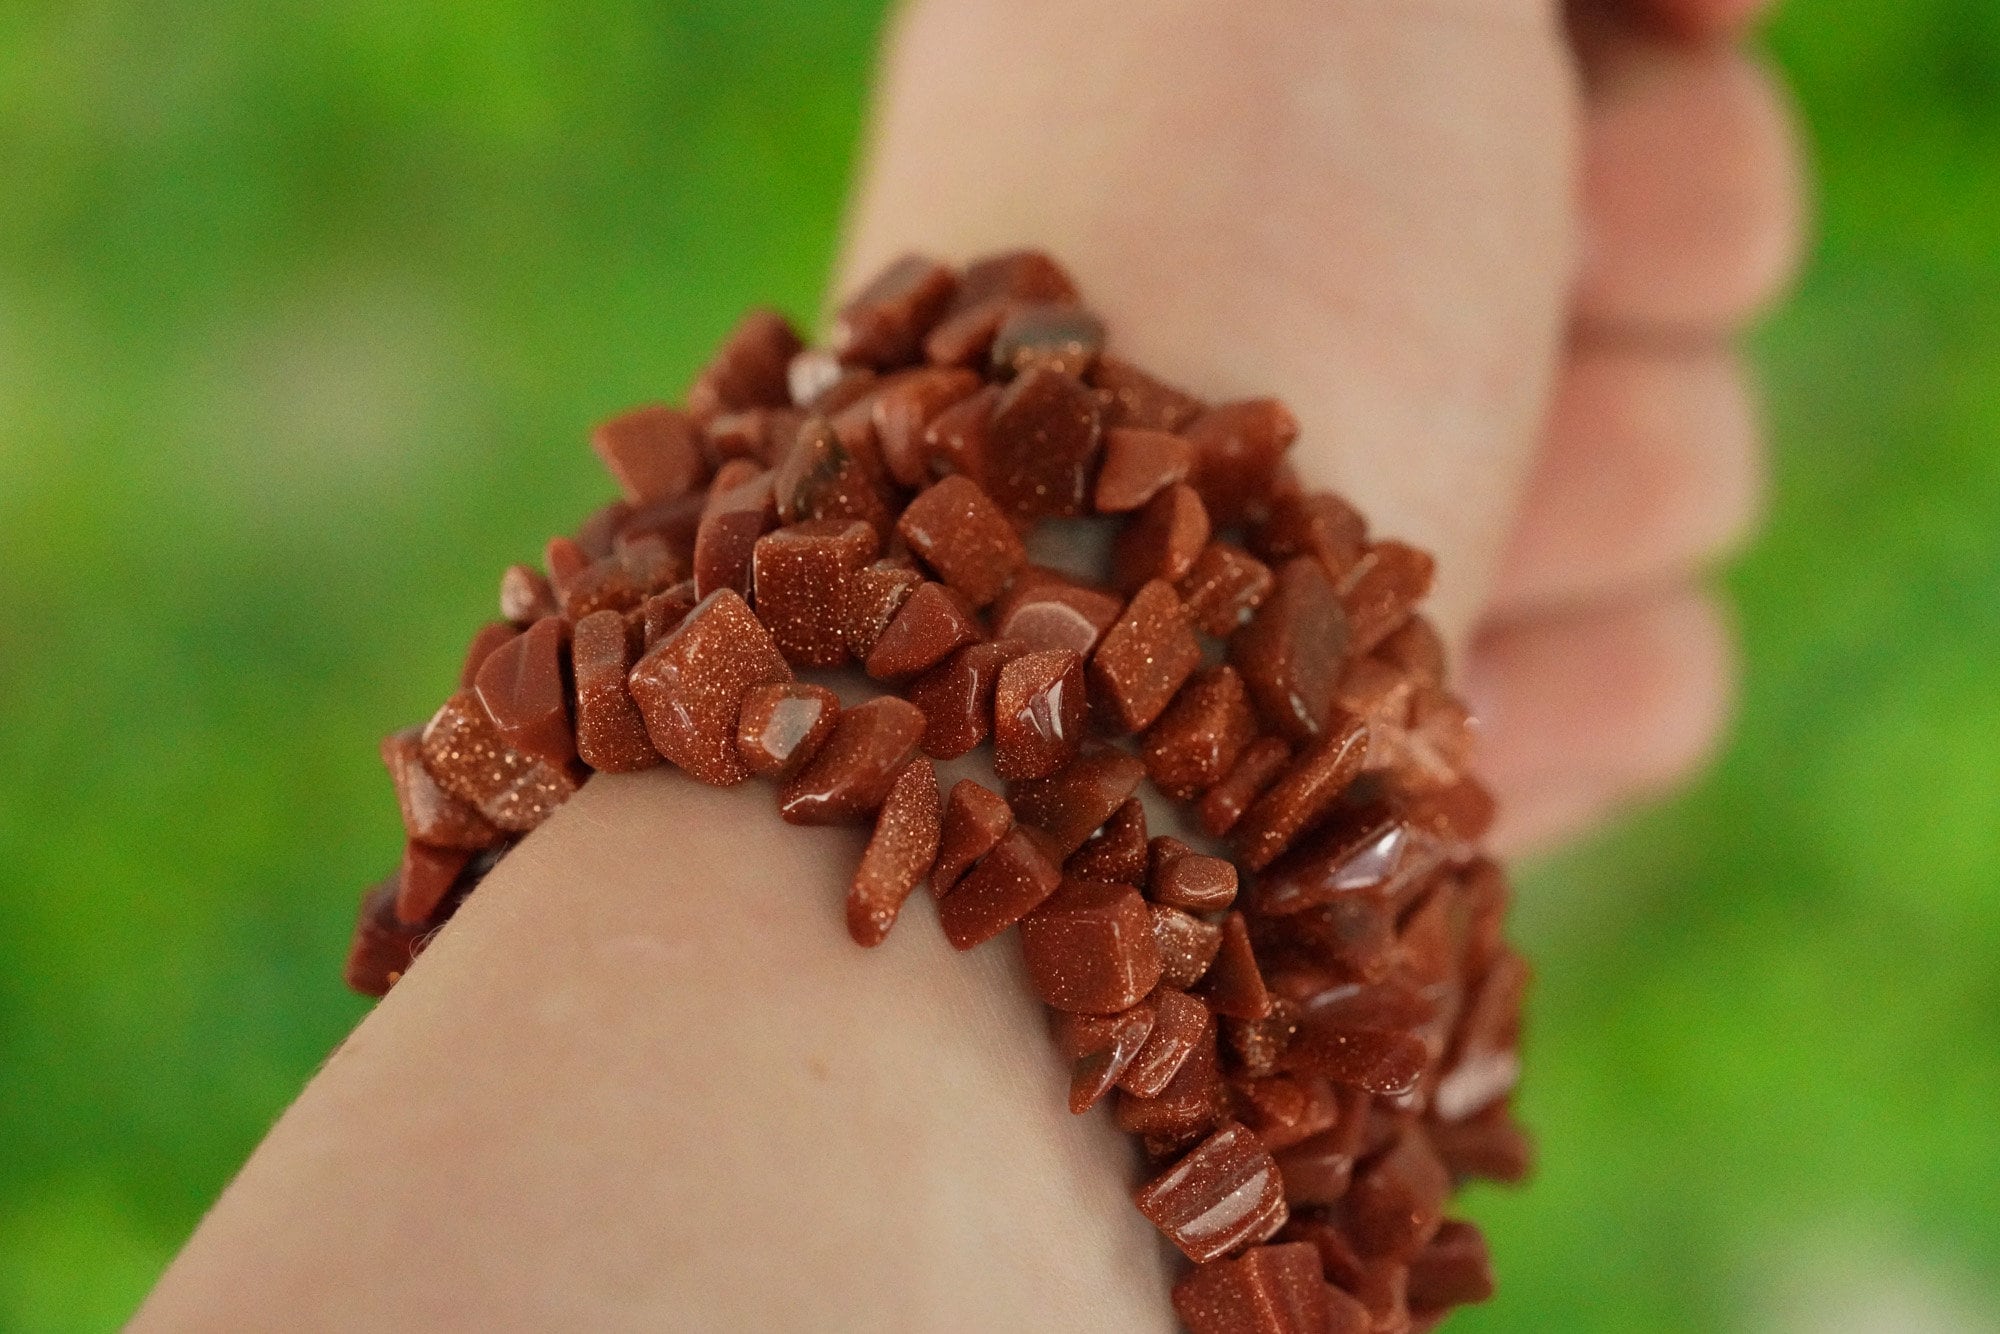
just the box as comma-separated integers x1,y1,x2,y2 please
872,367,982,486
1231,716,1370,871
1407,1220,1496,1311
1231,557,1352,742
778,696,927,826
1019,878,1165,1015
1060,1003,1156,1114
1172,1242,1357,1334
1254,491,1367,582
905,639,1028,759
345,878,426,998
1091,355,1204,432
751,518,879,668
937,824,1063,950
1094,426,1195,513
865,581,982,681
848,758,942,947
933,779,1014,897
1339,539,1436,657
843,558,926,661
1091,580,1202,734
499,565,557,625
473,615,575,771
705,406,805,467
1151,903,1225,990
641,582,698,647
991,570,1124,657
1253,805,1436,917
1345,1127,1452,1259
1116,1018,1223,1147
992,648,1087,781
735,682,841,781
1135,1121,1290,1263
919,382,999,476
628,588,792,786
1178,542,1275,638
692,464,777,599
1198,736,1294,838
1429,1101,1534,1184
1120,988,1213,1098
420,689,579,833
1066,797,1149,884
395,841,471,926
591,403,707,505
571,610,662,773
984,365,1102,521
459,620,522,690
990,302,1105,378
686,308,802,419
1007,747,1147,857
1149,836,1239,912
1200,911,1274,1020
831,254,958,367
1377,614,1447,687
895,473,1026,607
1112,482,1211,593
771,417,891,533
555,555,645,622
1184,398,1299,526
381,727,500,850
1142,664,1259,801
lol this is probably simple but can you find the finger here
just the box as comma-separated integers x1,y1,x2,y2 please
1575,39,1808,335
1468,588,1735,853
1490,343,1763,617
839,0,1579,645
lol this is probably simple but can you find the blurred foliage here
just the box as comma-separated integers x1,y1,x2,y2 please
0,1,1994,1329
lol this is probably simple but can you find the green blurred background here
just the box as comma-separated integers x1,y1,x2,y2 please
1,2,1995,1329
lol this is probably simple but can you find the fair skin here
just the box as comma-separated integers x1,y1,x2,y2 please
136,0,1803,1329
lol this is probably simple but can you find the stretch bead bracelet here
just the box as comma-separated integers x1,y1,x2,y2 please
346,250,1533,1334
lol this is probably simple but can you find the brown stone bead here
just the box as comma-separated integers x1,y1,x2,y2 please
1094,427,1195,513
1120,988,1213,1098
1427,1101,1534,1184
420,689,579,833
984,365,1102,521
957,248,1081,310
1396,773,1498,854
937,824,1063,950
905,639,1027,759
1066,797,1149,884
615,491,706,561
1224,999,1302,1081
473,615,576,771
1091,580,1202,734
831,254,958,367
499,564,557,625
573,501,633,560
1198,736,1293,838
1406,1220,1495,1312
1395,686,1473,791
749,519,879,668
1254,806,1440,917
572,610,661,773
933,779,1013,897
544,534,589,590
1061,1004,1156,1114
1377,615,1447,688
1287,1221,1408,1333
895,473,1026,607
1020,879,1164,1014
704,406,806,467
991,569,1124,657
345,878,425,998
922,300,1010,369
735,682,841,782
1253,492,1367,582
691,464,777,599
1283,985,1434,1097
381,727,501,850
871,367,982,486
556,555,645,621
1433,950,1528,1124
1201,911,1274,1020
992,649,1087,781
778,696,926,826
1152,904,1225,990
771,417,890,533
1116,1019,1223,1147
591,403,707,505
786,348,852,410
1149,837,1240,912
1179,543,1276,638
1231,717,1369,871
848,758,942,947
918,382,999,478
1231,557,1351,742
843,558,925,661
1091,355,1204,432
614,530,685,594
1232,1074,1345,1154
1346,1128,1451,1260
1142,665,1259,801
1136,1121,1289,1263
1339,540,1435,656
1334,656,1417,771
395,840,471,926
865,581,981,681
1172,1243,1352,1334
459,620,521,690
991,302,1105,377
1112,482,1211,594
628,588,792,786
1185,398,1299,526
1007,746,1147,857
641,582,699,647
686,307,802,418
1272,1093,1369,1204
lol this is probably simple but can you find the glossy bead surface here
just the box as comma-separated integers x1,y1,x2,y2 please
381,726,501,851
1091,580,1202,734
750,519,879,668
473,615,575,771
1066,797,1149,884
905,639,1027,759
848,758,942,947
992,648,1087,781
937,824,1063,950
984,365,1101,520
932,779,1013,897
865,581,981,681
1020,879,1165,1014
572,609,662,773
1231,557,1351,742
1094,426,1194,513
591,403,707,505
734,682,841,781
991,570,1124,657
419,689,578,833
895,473,1025,607
1143,665,1259,801
778,696,927,825
1007,747,1147,857
1135,1121,1290,1263
628,588,793,786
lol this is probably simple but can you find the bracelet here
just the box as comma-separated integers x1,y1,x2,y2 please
346,250,1532,1333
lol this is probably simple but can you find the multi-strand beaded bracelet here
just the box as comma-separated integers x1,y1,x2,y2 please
346,250,1532,1334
